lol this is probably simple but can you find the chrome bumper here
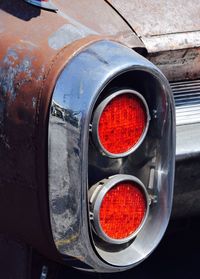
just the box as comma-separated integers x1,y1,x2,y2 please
171,79,200,159
171,79,200,217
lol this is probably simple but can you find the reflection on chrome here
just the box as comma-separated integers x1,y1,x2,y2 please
51,100,79,128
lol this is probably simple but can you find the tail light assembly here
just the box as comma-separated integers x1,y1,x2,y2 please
0,5,175,275
0,37,175,272
48,40,175,271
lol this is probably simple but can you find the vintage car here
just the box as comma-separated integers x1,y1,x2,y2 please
0,0,199,277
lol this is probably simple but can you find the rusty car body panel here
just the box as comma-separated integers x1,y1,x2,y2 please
107,0,200,81
107,0,200,36
0,0,108,262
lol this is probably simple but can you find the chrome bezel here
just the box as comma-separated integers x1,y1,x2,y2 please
91,89,150,158
48,40,175,271
90,175,149,245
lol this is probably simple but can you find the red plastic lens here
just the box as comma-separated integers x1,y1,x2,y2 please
99,182,147,240
98,93,147,154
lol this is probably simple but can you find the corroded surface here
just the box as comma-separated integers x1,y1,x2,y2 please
107,0,200,37
0,0,142,265
106,0,200,80
148,48,200,81
53,0,143,49
0,0,197,271
0,0,109,262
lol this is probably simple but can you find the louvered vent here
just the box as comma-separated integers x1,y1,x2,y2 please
170,79,200,126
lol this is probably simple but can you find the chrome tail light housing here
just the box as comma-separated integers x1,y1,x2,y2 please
48,40,175,272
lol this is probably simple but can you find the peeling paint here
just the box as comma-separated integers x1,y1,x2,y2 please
20,40,38,50
58,10,98,37
48,24,96,50
0,22,4,34
0,134,10,149
142,31,200,53
0,49,33,101
32,97,36,109
35,65,45,82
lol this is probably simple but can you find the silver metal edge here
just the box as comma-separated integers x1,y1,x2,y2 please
25,0,58,11
90,174,149,244
91,89,150,158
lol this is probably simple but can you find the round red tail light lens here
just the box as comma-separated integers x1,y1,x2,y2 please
100,182,146,240
92,90,150,158
89,175,149,244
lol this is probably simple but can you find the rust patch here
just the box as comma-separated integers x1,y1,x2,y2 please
0,0,110,260
107,0,200,37
148,48,200,81
0,49,33,101
48,23,97,50
142,31,200,53
52,0,144,49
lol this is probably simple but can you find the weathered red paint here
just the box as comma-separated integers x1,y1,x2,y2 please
0,0,112,262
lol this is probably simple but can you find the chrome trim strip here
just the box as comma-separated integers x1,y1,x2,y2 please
91,89,150,158
24,0,58,11
170,79,200,126
176,123,200,159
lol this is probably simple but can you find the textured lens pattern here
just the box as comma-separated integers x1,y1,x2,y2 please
98,94,147,154
99,182,146,240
